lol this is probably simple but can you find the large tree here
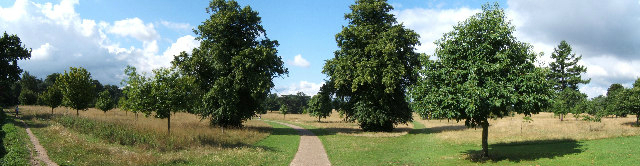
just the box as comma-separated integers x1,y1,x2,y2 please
172,0,287,127
409,3,553,158
121,66,152,119
323,0,420,132
548,40,589,120
606,83,626,117
1,32,31,106
625,78,640,126
548,40,589,91
58,67,96,116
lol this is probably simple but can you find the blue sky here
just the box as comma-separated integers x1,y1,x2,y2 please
1,0,639,98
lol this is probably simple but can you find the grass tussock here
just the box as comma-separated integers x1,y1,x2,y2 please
415,112,640,145
261,110,413,137
18,105,270,151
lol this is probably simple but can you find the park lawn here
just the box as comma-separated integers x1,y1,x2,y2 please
270,113,640,165
19,106,300,166
0,110,35,165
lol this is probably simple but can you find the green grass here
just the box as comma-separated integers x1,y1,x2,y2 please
26,116,300,165
0,111,32,166
279,119,640,165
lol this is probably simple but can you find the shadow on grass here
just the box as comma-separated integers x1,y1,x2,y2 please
463,139,583,163
622,121,640,127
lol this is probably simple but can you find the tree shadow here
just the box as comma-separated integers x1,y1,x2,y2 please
463,139,583,163
422,125,468,134
622,121,640,127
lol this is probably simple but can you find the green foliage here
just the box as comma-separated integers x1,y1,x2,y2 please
0,32,31,106
618,78,640,126
261,93,280,113
307,85,333,122
605,83,628,117
40,83,63,113
552,88,587,120
548,40,589,92
148,68,199,134
0,111,31,165
95,90,114,113
279,92,310,114
58,67,96,115
279,104,288,118
323,0,420,132
120,66,152,116
18,89,37,105
409,3,553,157
172,0,287,127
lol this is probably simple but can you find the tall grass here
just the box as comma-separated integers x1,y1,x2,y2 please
19,106,270,152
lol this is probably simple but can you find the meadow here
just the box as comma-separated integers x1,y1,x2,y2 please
5,106,640,165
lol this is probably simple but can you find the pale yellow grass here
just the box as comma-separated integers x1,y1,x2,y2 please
261,110,413,137
18,105,270,148
415,112,640,145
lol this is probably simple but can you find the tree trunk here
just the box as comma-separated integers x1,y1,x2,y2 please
481,120,490,158
318,116,321,122
51,108,54,115
560,114,564,121
168,115,171,135
76,109,79,116
636,114,639,126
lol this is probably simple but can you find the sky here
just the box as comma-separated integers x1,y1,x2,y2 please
1,0,639,98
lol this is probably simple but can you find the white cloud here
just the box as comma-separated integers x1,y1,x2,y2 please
108,17,159,42
31,43,54,60
289,54,310,68
162,35,199,57
276,81,323,96
0,0,193,85
394,7,479,54
160,20,192,32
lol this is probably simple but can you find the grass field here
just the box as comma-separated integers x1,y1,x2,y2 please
262,111,640,165
9,106,640,165
16,106,299,165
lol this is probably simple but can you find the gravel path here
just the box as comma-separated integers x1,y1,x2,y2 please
19,119,58,166
266,120,331,166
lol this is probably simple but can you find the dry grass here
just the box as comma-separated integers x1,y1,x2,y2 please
18,105,270,150
261,110,413,137
415,112,640,145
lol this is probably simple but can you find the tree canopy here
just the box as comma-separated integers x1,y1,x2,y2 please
1,32,31,106
172,0,287,127
58,67,96,116
409,3,553,158
307,84,333,122
322,0,421,132
95,90,114,113
548,40,589,91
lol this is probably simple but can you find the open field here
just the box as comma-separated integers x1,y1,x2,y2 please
262,111,640,165
7,106,640,165
15,105,299,165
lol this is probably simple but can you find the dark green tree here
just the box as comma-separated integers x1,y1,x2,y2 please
0,32,31,106
18,89,37,105
548,40,589,91
279,92,310,114
95,90,114,114
552,88,587,121
323,0,420,131
263,93,280,112
19,71,44,94
43,73,61,88
307,84,333,122
58,67,96,116
409,3,553,158
40,82,63,114
606,83,626,117
172,0,287,127
626,78,640,126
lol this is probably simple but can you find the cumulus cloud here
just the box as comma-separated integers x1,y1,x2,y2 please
395,1,640,98
276,81,323,96
0,0,195,85
108,17,159,42
394,7,479,54
289,54,310,68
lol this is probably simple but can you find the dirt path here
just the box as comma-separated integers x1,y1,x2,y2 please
19,119,58,166
265,120,331,166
